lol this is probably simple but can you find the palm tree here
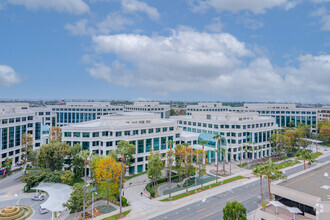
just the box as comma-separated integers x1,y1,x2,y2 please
296,149,309,170
182,143,191,193
307,153,317,168
198,140,207,188
264,160,286,200
167,139,174,199
228,152,232,174
238,146,242,166
78,150,90,220
213,134,222,183
221,148,226,175
253,163,266,200
116,140,136,216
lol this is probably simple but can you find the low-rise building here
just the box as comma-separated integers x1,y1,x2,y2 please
0,103,44,166
124,102,170,118
173,112,277,162
62,112,180,174
49,102,123,127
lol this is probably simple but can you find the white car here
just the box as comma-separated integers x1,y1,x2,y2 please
39,206,48,214
32,195,45,201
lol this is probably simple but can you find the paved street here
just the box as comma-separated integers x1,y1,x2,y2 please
150,154,330,220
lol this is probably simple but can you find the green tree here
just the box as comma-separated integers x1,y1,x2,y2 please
296,149,314,169
70,144,84,178
221,148,226,174
213,134,221,183
182,143,194,192
223,201,247,220
198,140,207,188
147,149,164,188
21,132,33,163
253,163,266,200
63,183,91,217
3,158,13,173
37,141,70,171
78,150,90,220
264,160,286,200
116,140,136,216
166,139,174,199
61,170,75,186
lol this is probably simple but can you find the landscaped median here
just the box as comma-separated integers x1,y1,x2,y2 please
102,210,131,220
160,175,244,202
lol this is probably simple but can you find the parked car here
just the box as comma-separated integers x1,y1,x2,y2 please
32,195,45,201
0,168,6,175
39,206,48,214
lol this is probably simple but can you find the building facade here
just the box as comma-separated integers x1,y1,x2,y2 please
187,102,319,128
49,102,123,127
124,102,170,118
0,104,44,166
174,112,277,162
61,112,180,174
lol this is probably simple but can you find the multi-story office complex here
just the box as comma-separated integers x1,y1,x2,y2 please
62,112,180,174
49,102,123,127
174,112,277,162
124,102,170,118
0,103,43,166
30,107,57,127
240,103,318,128
318,106,330,121
186,102,229,115
187,102,319,128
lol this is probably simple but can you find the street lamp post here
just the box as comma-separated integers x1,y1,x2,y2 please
92,192,98,219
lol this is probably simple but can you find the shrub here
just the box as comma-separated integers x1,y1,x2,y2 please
146,183,155,198
43,170,63,183
121,196,128,206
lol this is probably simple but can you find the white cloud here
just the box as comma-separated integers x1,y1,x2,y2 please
311,7,330,31
237,16,264,30
0,65,21,87
87,61,133,86
65,13,133,35
65,19,94,35
121,0,160,20
205,17,223,32
8,0,90,14
190,0,294,14
89,28,330,103
97,12,133,34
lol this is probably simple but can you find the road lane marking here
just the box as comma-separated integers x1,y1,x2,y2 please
202,211,218,219
283,166,328,187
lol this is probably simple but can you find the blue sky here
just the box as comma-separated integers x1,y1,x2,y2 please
0,0,329,103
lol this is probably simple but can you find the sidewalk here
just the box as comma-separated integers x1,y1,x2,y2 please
124,165,256,220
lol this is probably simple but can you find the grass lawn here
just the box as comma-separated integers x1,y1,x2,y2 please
125,171,147,180
161,176,244,202
276,160,300,169
237,162,247,167
102,210,131,220
312,152,323,158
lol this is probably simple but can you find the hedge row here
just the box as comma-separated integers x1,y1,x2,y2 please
146,174,180,198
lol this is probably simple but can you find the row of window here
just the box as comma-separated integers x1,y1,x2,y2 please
64,127,176,138
53,108,122,112
178,121,274,129
1,149,20,158
125,107,165,111
1,116,33,124
66,136,175,154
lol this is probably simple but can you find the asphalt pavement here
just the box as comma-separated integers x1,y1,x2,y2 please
151,155,330,220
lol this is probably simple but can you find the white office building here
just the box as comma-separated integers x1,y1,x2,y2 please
187,102,318,128
318,106,330,121
174,112,277,162
124,102,170,118
49,102,123,127
61,112,180,174
0,103,44,166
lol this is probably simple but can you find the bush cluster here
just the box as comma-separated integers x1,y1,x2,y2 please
146,174,180,198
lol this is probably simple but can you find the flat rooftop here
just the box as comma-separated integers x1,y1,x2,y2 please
279,163,330,201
